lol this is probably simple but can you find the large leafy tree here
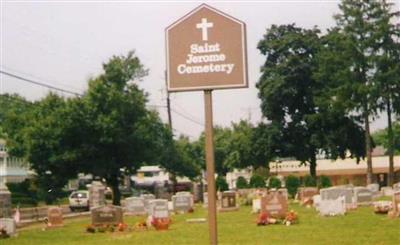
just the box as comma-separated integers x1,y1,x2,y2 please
70,51,172,205
257,24,365,180
319,0,391,184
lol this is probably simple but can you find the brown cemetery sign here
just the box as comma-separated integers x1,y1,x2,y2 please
166,4,247,92
166,4,247,244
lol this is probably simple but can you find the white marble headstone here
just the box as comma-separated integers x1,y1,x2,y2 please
0,218,16,236
319,196,346,216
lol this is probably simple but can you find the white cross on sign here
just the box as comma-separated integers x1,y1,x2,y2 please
196,18,213,41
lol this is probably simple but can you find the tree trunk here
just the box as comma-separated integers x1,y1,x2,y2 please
309,152,317,181
365,112,374,184
387,99,394,186
108,173,121,206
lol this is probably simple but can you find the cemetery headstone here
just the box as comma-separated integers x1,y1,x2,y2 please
141,194,156,213
203,192,208,207
367,183,381,199
252,198,261,213
313,195,321,211
89,181,106,209
0,218,16,236
381,187,394,197
393,182,400,192
47,207,63,227
319,196,346,216
388,191,400,218
124,197,146,216
0,185,12,218
320,187,356,210
298,187,319,205
172,193,193,213
91,205,123,226
219,191,238,212
354,187,373,205
261,191,288,219
149,199,169,219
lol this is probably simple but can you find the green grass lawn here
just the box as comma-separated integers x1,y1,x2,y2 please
4,202,400,245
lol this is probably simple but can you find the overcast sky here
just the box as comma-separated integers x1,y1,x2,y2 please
1,0,397,139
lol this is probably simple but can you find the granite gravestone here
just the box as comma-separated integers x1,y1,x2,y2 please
0,218,16,236
91,205,123,226
141,194,156,213
149,199,169,218
124,197,146,215
261,191,288,219
203,192,208,207
393,191,400,213
172,193,193,213
252,198,261,213
367,183,381,199
313,195,321,211
89,181,106,209
393,182,400,192
354,187,373,205
47,207,63,227
320,187,356,210
319,196,346,216
381,187,394,197
298,187,319,205
219,191,238,211
0,185,12,218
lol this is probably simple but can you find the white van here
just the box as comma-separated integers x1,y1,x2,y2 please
69,190,90,211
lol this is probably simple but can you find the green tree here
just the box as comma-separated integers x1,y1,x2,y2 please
257,24,365,182
249,174,265,188
303,175,317,187
73,51,173,205
285,175,301,198
319,0,391,184
372,2,400,186
268,176,282,189
372,123,400,155
236,176,248,189
216,176,229,191
318,175,332,188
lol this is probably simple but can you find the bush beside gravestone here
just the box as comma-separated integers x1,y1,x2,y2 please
6,180,38,207
250,175,265,188
216,176,229,191
318,175,332,188
269,176,282,189
236,177,248,189
303,175,317,187
285,175,300,198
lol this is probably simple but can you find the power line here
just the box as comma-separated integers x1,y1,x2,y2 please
171,108,204,127
0,70,83,97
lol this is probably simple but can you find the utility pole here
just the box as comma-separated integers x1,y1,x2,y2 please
165,70,172,130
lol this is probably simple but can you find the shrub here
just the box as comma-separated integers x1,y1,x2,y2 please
319,175,332,188
216,176,229,191
285,175,301,198
236,176,248,189
303,175,317,187
268,176,282,189
249,175,266,188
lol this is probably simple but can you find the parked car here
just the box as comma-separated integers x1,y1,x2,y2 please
69,190,90,211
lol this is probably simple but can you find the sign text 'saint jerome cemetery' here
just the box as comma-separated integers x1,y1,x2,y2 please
166,4,248,92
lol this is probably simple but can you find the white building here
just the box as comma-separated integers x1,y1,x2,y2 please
0,139,31,185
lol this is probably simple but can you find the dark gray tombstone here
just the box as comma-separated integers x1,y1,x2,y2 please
354,187,373,205
0,218,16,236
124,197,146,215
91,205,123,226
89,181,106,209
0,185,12,218
219,191,238,211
